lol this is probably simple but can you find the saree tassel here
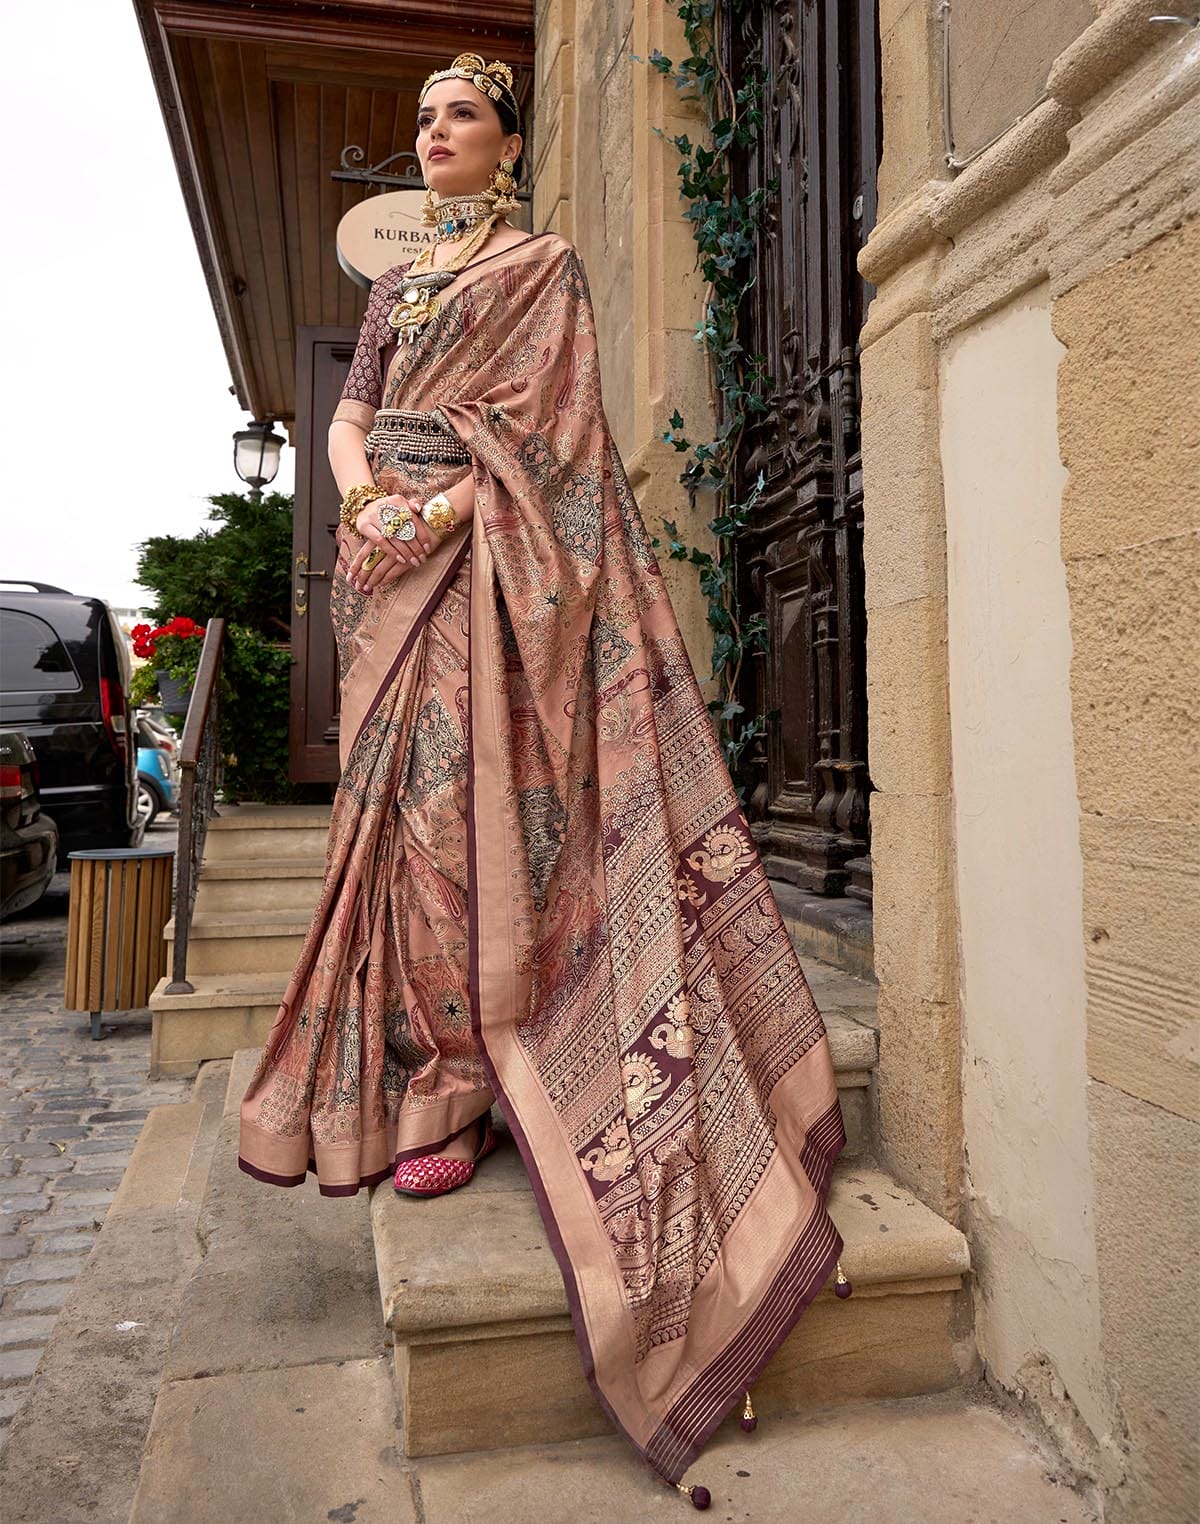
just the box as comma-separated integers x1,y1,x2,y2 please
740,1389,758,1432
676,1481,712,1510
834,1258,853,1299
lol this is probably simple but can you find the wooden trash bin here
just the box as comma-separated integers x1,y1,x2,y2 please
64,847,175,1040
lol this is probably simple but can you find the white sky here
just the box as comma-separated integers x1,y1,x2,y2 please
1,0,296,615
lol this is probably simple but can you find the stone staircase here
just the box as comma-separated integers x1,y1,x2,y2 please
1,1050,1090,1523
148,805,330,1077
141,803,974,1475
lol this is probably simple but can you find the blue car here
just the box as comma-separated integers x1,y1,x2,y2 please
135,714,178,828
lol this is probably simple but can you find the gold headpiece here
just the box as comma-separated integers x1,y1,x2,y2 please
419,53,519,119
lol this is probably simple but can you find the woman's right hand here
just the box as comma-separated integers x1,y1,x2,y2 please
347,494,440,593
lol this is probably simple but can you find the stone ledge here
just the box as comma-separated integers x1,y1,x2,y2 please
150,972,290,1012
163,909,314,940
206,805,332,831
372,1148,968,1343
372,1129,972,1456
197,856,325,879
771,879,876,982
159,1049,381,1385
149,983,280,1078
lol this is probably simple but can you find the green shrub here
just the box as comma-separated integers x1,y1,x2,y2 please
134,490,325,805
219,624,309,805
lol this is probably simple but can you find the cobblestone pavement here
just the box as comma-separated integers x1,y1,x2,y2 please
0,819,191,1450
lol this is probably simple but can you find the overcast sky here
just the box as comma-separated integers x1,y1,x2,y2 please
1,0,296,615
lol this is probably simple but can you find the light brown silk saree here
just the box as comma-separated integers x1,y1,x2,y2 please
238,233,846,1489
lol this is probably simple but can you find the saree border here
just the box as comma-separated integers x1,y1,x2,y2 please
644,1109,844,1479
463,527,635,1451
344,528,472,762
398,231,560,309
460,518,848,1491
238,1154,395,1198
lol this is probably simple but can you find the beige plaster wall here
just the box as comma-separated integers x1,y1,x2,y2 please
938,287,1111,1468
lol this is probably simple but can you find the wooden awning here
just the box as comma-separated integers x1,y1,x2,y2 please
134,1,534,429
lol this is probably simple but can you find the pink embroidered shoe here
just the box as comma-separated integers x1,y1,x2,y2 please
393,1113,498,1197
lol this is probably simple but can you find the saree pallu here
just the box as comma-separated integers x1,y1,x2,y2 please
238,233,847,1490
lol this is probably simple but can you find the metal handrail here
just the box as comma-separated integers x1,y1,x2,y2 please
163,618,226,995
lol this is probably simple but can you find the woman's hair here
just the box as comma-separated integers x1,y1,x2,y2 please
494,93,524,181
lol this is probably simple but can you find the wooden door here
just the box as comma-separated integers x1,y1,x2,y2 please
727,0,881,901
290,323,358,782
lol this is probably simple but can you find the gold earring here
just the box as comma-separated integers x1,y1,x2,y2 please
420,185,438,226
488,157,518,215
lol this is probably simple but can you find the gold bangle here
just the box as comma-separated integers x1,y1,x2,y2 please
339,482,387,533
421,492,457,538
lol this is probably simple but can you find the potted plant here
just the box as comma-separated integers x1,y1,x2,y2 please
131,616,208,719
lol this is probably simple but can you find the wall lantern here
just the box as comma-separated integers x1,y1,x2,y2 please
232,420,285,500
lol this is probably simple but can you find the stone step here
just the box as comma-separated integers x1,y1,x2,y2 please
119,1048,1079,1524
801,962,878,1159
773,878,876,983
128,1049,385,1523
406,1389,1094,1524
162,907,313,976
149,972,292,1077
0,1064,230,1523
146,980,878,1159
201,804,332,863
371,1116,971,1460
194,855,326,914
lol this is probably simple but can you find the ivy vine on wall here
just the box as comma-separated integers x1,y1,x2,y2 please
638,0,777,797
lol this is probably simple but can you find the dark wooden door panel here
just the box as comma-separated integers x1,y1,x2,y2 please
727,0,880,900
290,323,357,782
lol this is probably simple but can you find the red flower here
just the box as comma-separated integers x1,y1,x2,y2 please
163,615,205,639
132,615,205,664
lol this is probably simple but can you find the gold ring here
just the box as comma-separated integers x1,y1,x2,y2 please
380,504,417,541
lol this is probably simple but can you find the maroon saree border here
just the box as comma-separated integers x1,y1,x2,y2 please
646,1103,845,1480
461,541,847,1490
236,1111,490,1197
236,1154,393,1198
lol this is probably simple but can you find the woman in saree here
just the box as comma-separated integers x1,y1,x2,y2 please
238,52,850,1511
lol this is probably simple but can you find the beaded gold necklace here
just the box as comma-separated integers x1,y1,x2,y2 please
386,208,498,344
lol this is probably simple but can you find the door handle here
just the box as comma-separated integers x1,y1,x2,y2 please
294,553,330,616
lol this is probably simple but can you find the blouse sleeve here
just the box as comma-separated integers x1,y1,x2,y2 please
331,272,396,430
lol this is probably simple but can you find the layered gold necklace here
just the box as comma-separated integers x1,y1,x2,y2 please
386,195,499,344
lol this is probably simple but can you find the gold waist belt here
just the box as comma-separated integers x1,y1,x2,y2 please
364,407,470,467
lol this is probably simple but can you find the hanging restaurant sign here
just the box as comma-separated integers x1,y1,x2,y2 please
336,191,434,289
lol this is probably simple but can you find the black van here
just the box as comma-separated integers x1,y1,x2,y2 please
0,582,144,854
